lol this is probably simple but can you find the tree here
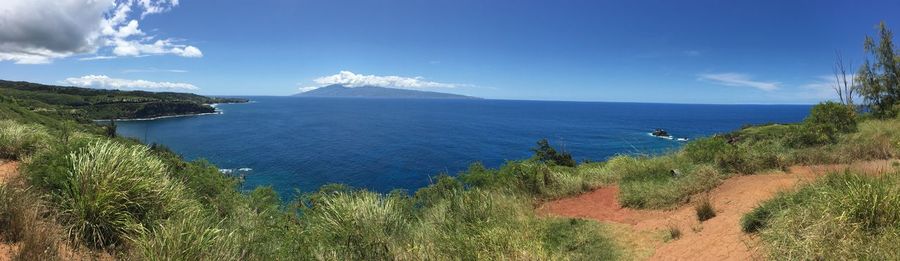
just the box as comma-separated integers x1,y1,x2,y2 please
857,21,900,117
531,139,576,167
832,50,856,107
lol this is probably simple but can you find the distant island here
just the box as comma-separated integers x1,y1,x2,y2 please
294,84,478,99
0,80,248,121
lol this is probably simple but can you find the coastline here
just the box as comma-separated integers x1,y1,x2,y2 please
93,111,223,122
91,101,251,122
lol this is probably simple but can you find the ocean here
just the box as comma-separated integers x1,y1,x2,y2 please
115,97,811,196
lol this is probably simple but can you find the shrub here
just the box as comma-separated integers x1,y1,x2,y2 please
695,198,716,221
803,101,857,142
0,120,51,159
55,140,194,248
532,139,576,167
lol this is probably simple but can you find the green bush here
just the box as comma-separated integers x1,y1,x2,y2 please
803,101,857,142
55,140,195,248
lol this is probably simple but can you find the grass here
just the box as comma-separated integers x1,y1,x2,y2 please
0,181,63,260
694,198,716,222
664,225,682,242
56,140,195,249
743,171,900,259
0,120,51,160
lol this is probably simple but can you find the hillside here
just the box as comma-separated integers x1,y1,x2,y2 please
0,80,248,121
294,84,478,99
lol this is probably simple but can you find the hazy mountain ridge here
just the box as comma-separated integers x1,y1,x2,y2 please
294,84,478,99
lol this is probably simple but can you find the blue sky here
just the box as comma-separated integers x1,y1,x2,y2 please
1,0,898,104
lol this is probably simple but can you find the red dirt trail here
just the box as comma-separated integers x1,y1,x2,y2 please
539,160,898,261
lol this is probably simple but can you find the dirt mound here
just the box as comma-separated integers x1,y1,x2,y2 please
0,161,19,184
539,160,898,260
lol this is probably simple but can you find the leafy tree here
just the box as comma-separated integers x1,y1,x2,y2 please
857,22,900,117
532,139,576,167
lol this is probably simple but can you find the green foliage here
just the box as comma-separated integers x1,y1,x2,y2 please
0,80,247,121
532,138,577,167
751,172,900,259
857,22,900,117
54,140,195,248
804,101,857,141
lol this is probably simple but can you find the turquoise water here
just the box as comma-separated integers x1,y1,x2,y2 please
116,97,810,196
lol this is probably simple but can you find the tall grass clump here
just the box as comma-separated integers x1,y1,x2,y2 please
410,189,548,259
694,197,716,222
748,171,900,259
130,210,244,260
540,218,619,260
610,155,722,209
301,191,409,260
835,118,900,160
0,120,51,159
56,140,194,249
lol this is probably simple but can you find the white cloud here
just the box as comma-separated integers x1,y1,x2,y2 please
0,0,199,64
698,73,780,91
798,75,850,101
299,71,462,92
64,75,197,91
79,56,118,61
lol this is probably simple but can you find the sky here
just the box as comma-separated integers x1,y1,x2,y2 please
1,0,898,104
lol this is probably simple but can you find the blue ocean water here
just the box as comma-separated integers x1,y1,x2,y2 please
116,97,810,196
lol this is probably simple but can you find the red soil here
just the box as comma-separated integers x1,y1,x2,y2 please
539,160,898,260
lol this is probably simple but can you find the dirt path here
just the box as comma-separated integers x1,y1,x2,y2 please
0,161,19,185
539,160,899,261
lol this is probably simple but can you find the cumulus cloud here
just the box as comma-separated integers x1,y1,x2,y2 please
64,75,197,91
299,71,463,92
698,73,780,91
0,0,200,64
